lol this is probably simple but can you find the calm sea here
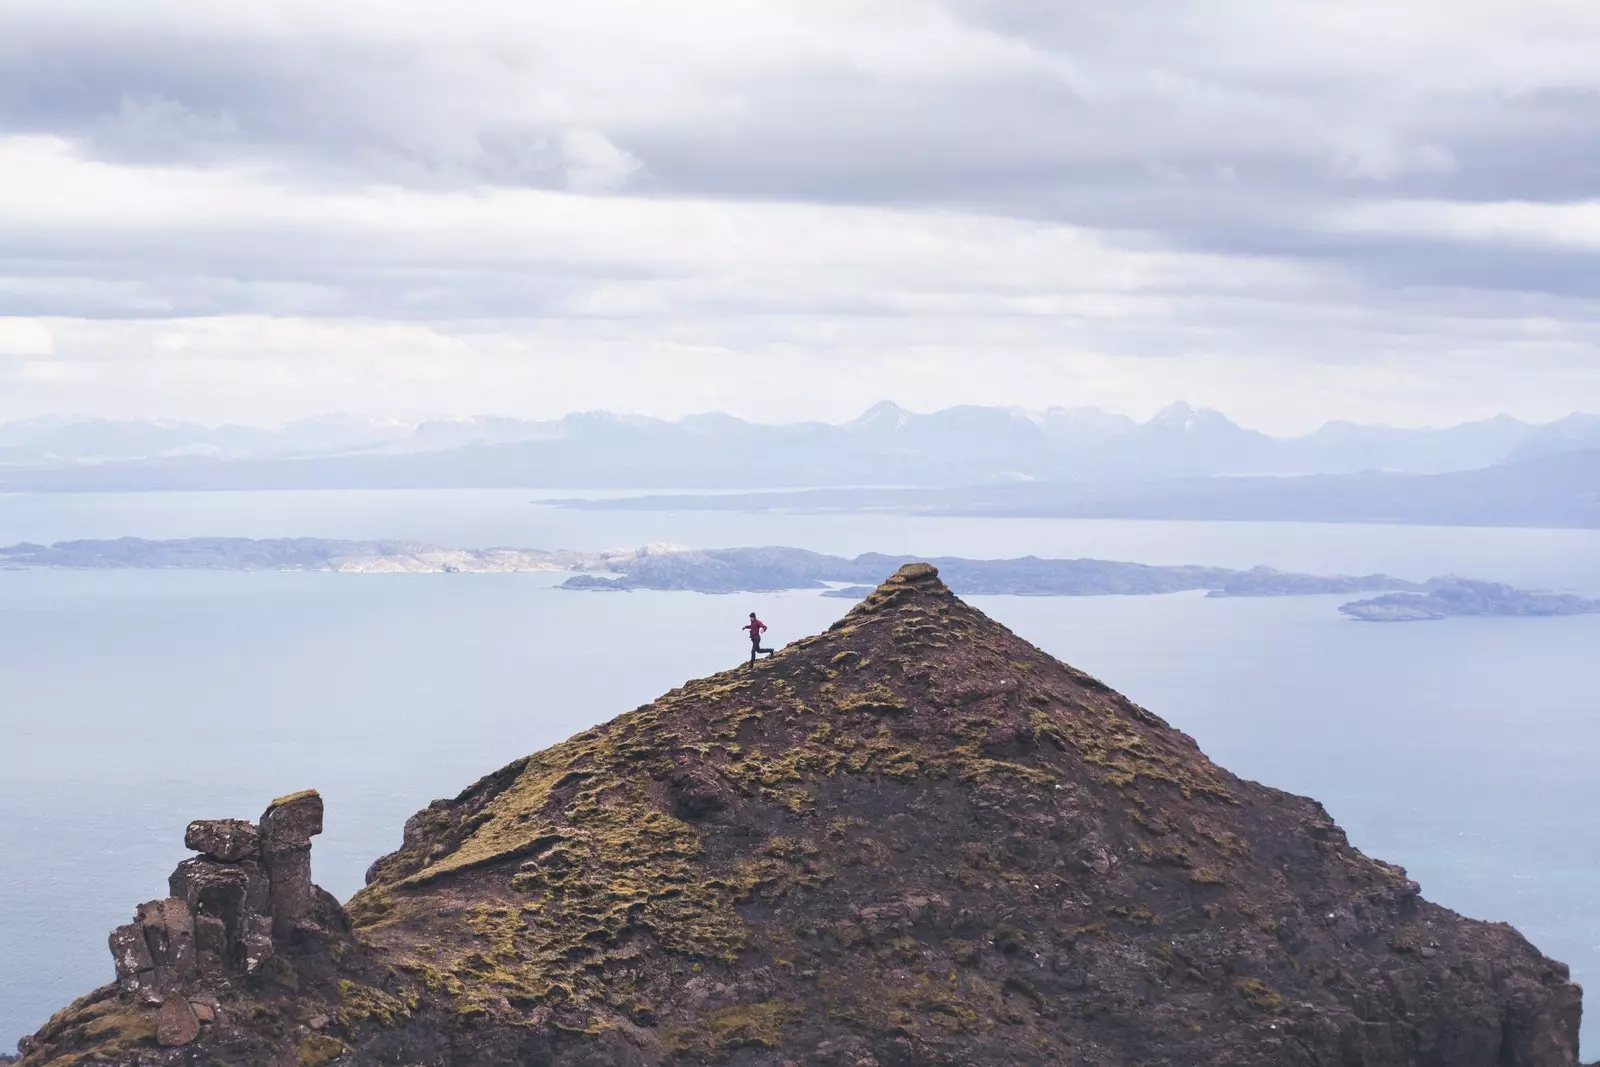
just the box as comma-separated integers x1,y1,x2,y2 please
3,489,1598,1053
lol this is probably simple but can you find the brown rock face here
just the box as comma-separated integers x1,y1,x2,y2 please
14,565,1590,1066
155,996,198,1047
260,790,324,934
107,924,154,986
170,855,273,971
109,898,199,1000
185,818,260,862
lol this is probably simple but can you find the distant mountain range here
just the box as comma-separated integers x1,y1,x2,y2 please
5,403,1600,492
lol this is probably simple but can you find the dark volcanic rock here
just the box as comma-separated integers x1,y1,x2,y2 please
16,565,1588,1066
169,856,273,971
107,923,156,996
260,789,324,933
133,898,198,986
261,789,324,848
185,818,260,862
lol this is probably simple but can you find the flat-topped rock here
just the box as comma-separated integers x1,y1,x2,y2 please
184,818,258,862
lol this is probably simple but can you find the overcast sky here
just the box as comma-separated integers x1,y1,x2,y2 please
2,1,1599,431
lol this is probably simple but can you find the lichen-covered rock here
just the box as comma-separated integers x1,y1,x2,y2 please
14,564,1591,1066
184,818,259,862
237,912,275,974
132,898,196,986
107,924,155,995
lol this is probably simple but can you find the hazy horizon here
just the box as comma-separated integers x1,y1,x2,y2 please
6,398,1600,437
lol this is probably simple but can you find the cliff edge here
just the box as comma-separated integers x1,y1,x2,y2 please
18,564,1585,1066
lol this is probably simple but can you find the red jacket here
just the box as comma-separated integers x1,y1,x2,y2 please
744,618,767,639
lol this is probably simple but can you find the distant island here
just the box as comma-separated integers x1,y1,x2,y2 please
5,537,1597,622
555,546,1416,598
1340,578,1600,622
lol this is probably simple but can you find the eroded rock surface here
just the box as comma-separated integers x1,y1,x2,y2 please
22,789,351,1065
15,565,1591,1066
186,818,260,863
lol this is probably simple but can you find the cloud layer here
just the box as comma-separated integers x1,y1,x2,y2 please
2,1,1599,429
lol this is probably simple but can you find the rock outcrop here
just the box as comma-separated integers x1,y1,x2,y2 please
20,790,350,1062
15,565,1590,1066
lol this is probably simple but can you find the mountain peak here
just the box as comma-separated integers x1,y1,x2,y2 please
848,400,913,432
16,566,1583,1066
1146,401,1238,433
838,559,945,612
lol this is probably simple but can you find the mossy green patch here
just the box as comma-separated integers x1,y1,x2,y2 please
1235,977,1287,1014
667,1000,799,1061
270,787,322,809
298,1032,350,1067
346,887,393,928
337,980,415,1028
1031,702,1236,802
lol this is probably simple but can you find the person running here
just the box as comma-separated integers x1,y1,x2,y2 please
743,612,773,664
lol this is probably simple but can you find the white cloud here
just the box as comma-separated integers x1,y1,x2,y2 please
559,129,642,192
0,317,54,356
1334,198,1600,252
2,1,1600,427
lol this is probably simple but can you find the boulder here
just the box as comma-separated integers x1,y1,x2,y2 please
155,995,199,1047
183,819,259,862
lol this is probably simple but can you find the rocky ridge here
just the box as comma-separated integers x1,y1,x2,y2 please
16,564,1588,1066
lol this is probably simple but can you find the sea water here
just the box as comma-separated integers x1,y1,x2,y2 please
2,491,1598,1052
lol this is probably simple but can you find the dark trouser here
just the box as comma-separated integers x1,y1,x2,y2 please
749,639,772,664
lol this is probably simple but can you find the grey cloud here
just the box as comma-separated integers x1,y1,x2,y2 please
1,4,1589,201
2,0,1600,428
4,0,1594,301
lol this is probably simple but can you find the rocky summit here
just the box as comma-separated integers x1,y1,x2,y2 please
16,564,1586,1066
